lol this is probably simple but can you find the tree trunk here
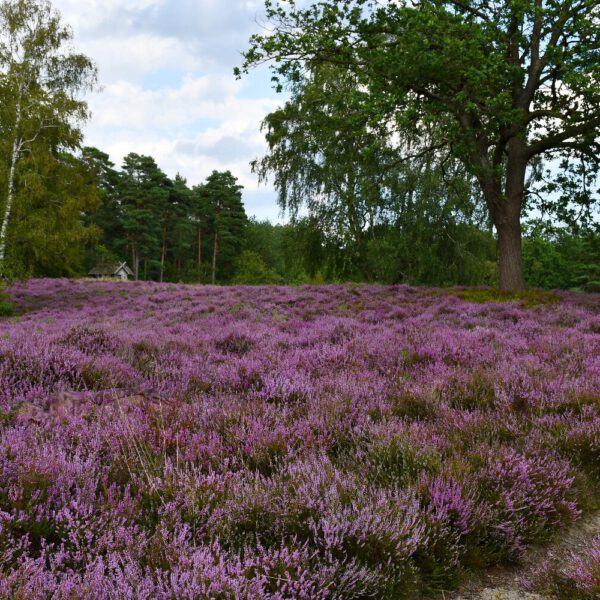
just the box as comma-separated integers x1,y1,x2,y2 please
483,140,527,292
211,229,219,285
497,141,527,291
0,96,22,274
0,137,20,273
496,212,525,291
132,245,139,281
197,226,202,269
486,193,526,292
159,221,167,283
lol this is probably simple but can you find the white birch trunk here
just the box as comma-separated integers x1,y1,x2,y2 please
0,96,23,272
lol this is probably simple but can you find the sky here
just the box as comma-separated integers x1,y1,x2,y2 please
52,0,286,222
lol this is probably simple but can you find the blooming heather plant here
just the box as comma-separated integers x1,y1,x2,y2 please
531,534,600,599
0,279,598,598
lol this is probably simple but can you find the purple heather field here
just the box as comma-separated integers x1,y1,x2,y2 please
0,279,599,598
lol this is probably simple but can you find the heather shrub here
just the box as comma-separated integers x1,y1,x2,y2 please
306,489,425,598
389,392,438,421
215,475,282,550
0,279,598,597
215,332,255,355
475,449,579,559
555,417,600,475
557,540,600,599
367,437,441,486
532,535,600,599
415,474,488,584
440,370,497,411
60,325,116,355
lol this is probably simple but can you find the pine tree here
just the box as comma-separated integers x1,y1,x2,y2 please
119,153,170,280
199,171,246,284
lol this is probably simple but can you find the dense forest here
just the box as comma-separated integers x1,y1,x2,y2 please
0,139,597,290
0,0,598,290
0,139,597,291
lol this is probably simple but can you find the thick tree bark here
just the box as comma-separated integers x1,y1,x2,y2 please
481,139,527,292
497,140,527,291
496,211,525,291
485,191,526,292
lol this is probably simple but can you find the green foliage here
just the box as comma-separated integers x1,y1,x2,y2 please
241,0,600,291
368,438,441,486
0,300,13,316
232,250,282,285
7,150,101,277
452,288,559,307
0,0,97,278
84,154,249,284
119,153,171,280
0,1,596,290
522,222,600,292
198,170,247,284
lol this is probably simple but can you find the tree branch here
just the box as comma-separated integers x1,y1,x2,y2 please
527,117,600,158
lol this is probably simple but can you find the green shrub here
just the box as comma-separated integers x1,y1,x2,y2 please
452,287,559,307
368,438,441,485
232,251,283,285
0,301,13,317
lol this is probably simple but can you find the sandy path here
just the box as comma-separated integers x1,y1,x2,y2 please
450,511,600,599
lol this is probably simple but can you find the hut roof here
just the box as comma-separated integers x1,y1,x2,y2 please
88,262,134,277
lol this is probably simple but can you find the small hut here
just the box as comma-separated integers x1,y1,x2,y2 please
88,262,134,281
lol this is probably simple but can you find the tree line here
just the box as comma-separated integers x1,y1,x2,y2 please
15,135,600,290
83,149,246,284
0,0,598,290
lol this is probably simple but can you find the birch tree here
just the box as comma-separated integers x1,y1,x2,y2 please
0,0,96,275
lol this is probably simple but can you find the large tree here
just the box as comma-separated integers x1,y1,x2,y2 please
0,0,96,275
199,171,246,284
9,148,101,277
253,63,396,279
82,146,124,265
119,153,171,280
160,174,192,282
239,0,600,290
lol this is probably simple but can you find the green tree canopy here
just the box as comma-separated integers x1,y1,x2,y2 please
199,170,246,284
0,0,96,276
240,0,600,290
120,153,171,280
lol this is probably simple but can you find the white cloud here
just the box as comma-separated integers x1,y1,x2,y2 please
81,35,201,83
51,0,285,220
85,74,279,179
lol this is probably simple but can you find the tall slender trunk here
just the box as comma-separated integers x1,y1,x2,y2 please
344,174,372,280
197,225,202,269
0,95,23,273
211,229,219,285
132,245,139,281
159,221,167,283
